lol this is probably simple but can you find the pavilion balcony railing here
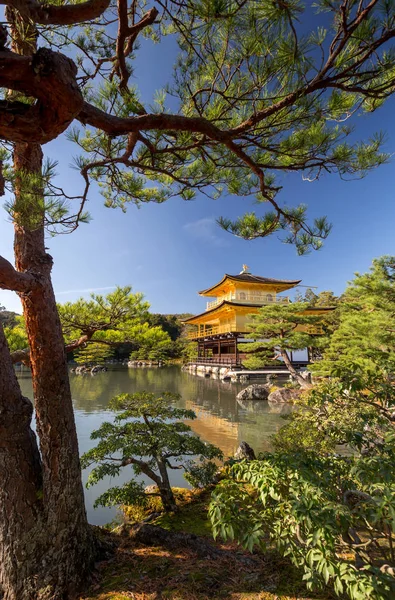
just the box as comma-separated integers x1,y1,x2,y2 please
185,356,242,367
185,321,322,340
206,294,289,311
185,322,237,340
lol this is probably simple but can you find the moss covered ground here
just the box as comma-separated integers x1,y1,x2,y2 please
80,489,336,600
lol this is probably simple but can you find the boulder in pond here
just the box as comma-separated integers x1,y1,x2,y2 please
268,387,302,404
236,384,270,402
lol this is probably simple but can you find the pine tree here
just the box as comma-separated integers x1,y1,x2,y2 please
312,256,395,376
81,392,223,512
241,302,329,386
5,286,174,363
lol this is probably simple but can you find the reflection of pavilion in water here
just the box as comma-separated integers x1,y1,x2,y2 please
182,375,293,456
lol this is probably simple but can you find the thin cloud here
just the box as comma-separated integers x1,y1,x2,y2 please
56,286,116,296
183,217,229,247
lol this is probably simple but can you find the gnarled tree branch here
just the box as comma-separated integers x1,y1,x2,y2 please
0,255,37,292
78,101,228,139
0,48,83,143
0,0,111,25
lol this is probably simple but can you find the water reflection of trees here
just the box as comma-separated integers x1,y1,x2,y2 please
70,372,126,411
20,366,292,454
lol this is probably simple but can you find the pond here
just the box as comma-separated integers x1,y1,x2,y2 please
17,366,292,525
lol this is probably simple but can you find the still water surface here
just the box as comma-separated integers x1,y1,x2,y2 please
17,366,291,525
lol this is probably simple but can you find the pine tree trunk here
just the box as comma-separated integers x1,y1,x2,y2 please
0,140,96,600
0,8,96,596
0,323,46,599
157,460,177,512
280,349,311,389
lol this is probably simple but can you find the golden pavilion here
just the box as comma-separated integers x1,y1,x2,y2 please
183,265,303,366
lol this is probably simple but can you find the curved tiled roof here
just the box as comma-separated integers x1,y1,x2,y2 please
182,300,263,323
198,273,301,296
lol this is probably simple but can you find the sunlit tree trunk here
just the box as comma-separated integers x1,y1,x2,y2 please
0,10,95,599
280,348,311,389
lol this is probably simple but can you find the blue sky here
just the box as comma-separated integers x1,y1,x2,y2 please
1,29,395,316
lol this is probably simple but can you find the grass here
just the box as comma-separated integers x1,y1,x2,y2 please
80,489,336,600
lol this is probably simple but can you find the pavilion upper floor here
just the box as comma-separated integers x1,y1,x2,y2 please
198,272,301,312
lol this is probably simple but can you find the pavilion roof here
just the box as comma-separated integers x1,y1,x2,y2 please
182,300,263,323
198,273,301,296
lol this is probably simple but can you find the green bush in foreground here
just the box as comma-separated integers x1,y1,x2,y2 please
210,450,395,599
210,369,395,600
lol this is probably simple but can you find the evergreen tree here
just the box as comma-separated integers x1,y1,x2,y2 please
147,314,183,341
293,289,341,359
81,392,223,512
3,316,28,354
295,289,341,335
210,262,395,599
4,287,174,363
312,256,395,376
59,286,172,363
74,344,114,366
241,302,329,386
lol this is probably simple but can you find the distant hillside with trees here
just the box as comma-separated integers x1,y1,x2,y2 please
0,307,19,329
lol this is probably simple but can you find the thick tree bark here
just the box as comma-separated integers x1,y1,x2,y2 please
0,10,95,598
3,140,95,600
0,323,45,599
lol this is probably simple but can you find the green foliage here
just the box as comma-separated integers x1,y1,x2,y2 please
128,323,173,361
59,285,150,344
312,257,395,376
58,286,174,363
4,159,90,235
210,449,395,599
184,461,219,489
240,302,329,372
147,314,184,342
178,339,198,361
74,343,114,365
4,316,28,353
81,391,223,511
3,287,181,362
295,289,341,336
242,353,282,370
274,374,392,455
209,264,395,598
210,350,395,599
